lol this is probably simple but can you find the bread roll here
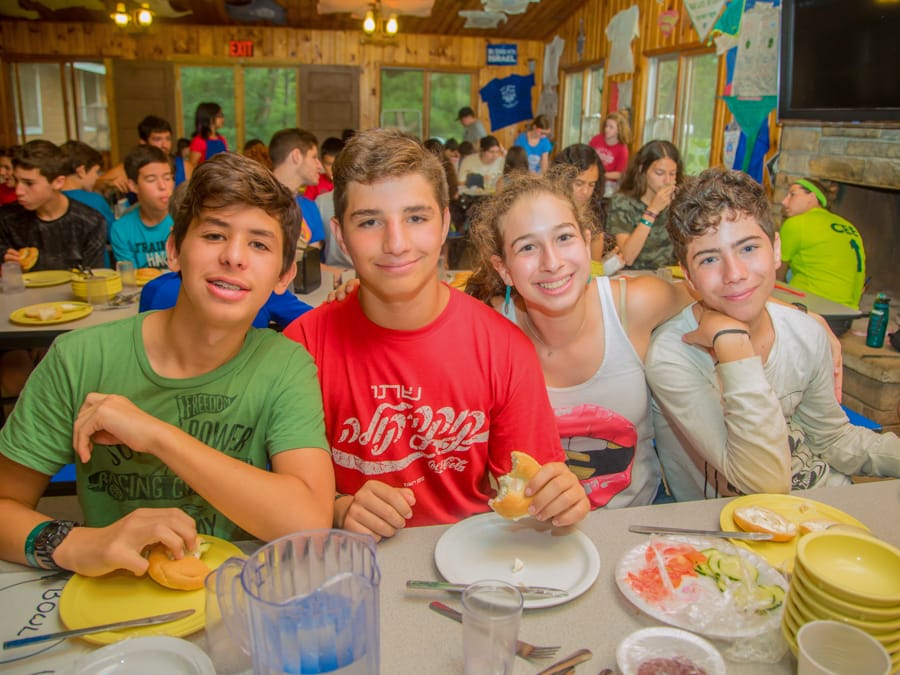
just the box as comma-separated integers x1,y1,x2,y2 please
489,451,542,520
136,267,163,282
146,541,211,591
733,505,797,542
19,247,38,271
25,306,62,321
799,519,840,535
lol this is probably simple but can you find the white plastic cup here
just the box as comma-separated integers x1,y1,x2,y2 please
116,260,136,287
1,261,25,293
461,580,523,675
797,620,890,675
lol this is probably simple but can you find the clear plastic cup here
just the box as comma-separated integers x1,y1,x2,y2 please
116,260,136,288
1,261,25,293
461,580,523,675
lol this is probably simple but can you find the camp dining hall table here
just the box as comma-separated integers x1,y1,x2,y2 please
0,269,341,352
1,480,897,674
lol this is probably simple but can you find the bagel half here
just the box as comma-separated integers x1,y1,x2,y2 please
489,451,542,520
146,540,211,591
19,247,38,271
733,505,797,542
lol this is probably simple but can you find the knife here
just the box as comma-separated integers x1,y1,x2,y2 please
628,525,774,541
407,579,568,598
3,608,195,649
535,648,593,675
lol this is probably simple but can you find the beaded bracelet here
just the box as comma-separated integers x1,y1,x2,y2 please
639,217,654,228
24,521,52,569
644,209,658,219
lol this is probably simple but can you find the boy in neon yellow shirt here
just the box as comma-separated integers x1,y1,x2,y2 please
778,177,865,308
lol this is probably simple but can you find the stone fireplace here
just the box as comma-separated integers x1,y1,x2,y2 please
776,124,899,302
777,124,900,436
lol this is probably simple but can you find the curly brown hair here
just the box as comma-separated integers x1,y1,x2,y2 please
668,167,774,266
465,170,594,304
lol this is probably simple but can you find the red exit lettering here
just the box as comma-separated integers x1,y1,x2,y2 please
228,40,254,57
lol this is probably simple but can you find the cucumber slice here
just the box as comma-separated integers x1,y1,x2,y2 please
717,553,760,583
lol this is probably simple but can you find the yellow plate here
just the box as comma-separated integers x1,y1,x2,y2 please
59,535,243,645
22,270,76,287
9,301,93,325
719,494,869,573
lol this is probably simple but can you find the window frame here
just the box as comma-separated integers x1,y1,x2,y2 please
640,46,725,173
378,66,478,141
560,61,605,148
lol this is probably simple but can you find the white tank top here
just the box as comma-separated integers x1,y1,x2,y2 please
502,277,661,508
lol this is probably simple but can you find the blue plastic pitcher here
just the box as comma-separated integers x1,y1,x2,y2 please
214,530,380,674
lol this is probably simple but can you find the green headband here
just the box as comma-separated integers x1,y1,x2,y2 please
796,179,827,208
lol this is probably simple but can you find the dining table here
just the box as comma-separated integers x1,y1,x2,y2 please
2,480,897,674
0,269,341,352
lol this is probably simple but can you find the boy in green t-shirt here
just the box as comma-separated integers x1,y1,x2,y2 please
0,153,334,578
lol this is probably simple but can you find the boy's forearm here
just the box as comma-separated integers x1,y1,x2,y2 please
0,498,53,567
148,423,333,540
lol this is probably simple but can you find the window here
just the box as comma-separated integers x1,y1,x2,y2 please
71,62,109,149
8,61,109,149
561,64,604,148
180,67,236,148
381,68,473,141
243,68,297,146
643,51,718,175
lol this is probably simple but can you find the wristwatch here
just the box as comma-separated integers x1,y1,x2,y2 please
34,519,80,570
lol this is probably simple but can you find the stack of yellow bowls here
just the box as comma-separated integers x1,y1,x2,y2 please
782,530,900,672
71,268,122,302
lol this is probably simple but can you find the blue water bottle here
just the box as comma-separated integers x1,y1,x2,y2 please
865,293,890,348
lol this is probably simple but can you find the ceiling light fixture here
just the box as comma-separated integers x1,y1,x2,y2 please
360,2,398,44
110,2,154,30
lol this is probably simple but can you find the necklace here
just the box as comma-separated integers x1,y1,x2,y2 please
522,308,588,358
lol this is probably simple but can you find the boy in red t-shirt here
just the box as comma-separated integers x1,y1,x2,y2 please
284,128,589,540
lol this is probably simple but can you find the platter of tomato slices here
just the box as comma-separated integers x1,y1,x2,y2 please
615,535,789,640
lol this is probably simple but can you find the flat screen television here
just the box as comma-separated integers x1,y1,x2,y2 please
779,0,900,123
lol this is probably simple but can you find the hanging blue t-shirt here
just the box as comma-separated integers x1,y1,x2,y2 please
479,73,535,131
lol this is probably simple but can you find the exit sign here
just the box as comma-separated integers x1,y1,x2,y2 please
228,40,254,57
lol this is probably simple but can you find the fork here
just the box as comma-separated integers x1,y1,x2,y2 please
428,601,560,662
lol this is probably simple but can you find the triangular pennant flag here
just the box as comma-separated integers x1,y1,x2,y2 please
684,0,726,41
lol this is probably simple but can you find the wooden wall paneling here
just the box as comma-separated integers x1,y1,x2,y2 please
0,21,545,150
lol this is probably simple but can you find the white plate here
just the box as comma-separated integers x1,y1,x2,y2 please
617,627,726,675
615,535,789,640
434,512,600,609
71,636,215,674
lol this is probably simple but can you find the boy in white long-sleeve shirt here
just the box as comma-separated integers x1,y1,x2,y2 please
646,168,899,501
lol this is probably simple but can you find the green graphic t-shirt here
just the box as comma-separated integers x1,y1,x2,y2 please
0,313,328,541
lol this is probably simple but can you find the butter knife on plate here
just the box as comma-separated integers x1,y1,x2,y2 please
628,525,774,541
407,580,568,598
3,608,195,649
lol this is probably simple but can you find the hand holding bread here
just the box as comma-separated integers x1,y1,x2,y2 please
146,538,211,590
490,451,590,527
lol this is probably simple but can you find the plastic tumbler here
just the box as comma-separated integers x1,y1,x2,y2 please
461,580,523,675
1,261,25,293
116,260,137,287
